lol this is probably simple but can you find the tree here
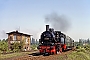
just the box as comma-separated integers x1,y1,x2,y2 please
12,40,25,52
0,41,8,54
5,38,8,42
12,42,21,52
2,39,6,41
20,40,25,51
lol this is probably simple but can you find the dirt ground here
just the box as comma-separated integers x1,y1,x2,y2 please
4,50,72,60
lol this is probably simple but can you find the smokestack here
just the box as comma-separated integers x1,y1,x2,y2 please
46,25,49,31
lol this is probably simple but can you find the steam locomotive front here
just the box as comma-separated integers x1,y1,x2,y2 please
40,31,53,44
39,25,55,45
38,25,56,55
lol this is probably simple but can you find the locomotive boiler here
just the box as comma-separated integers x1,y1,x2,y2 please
37,25,74,55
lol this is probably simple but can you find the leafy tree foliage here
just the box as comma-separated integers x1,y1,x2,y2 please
31,44,38,50
12,42,20,52
11,40,25,52
0,40,8,54
20,40,25,50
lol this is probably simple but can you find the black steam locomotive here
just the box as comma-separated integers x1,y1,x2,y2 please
37,25,74,55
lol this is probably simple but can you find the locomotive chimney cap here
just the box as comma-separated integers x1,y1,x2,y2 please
46,25,49,31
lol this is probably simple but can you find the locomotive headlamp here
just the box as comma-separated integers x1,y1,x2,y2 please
41,42,43,43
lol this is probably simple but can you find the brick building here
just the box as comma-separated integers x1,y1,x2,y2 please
6,30,32,51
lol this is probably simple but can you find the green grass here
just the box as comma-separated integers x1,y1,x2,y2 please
58,51,90,60
58,45,90,60
0,52,32,60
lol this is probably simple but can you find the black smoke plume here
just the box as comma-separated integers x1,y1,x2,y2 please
45,13,71,32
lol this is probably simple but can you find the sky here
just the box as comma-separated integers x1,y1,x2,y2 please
0,0,90,41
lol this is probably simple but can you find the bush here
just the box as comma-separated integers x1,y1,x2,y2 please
76,48,86,53
75,45,90,54
0,41,8,54
31,44,38,50
12,42,24,52
13,49,20,52
83,45,90,52
76,46,81,49
0,50,2,54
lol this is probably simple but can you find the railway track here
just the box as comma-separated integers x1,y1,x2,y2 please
4,50,73,60
17,50,72,60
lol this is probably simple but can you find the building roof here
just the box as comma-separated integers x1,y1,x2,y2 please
6,30,32,36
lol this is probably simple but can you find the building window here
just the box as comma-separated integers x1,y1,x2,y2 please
25,37,28,44
13,35,16,40
10,36,12,41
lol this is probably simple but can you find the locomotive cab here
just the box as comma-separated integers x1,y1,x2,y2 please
54,31,66,44
54,31,66,52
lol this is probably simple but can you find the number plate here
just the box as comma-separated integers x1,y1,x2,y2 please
44,38,49,40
